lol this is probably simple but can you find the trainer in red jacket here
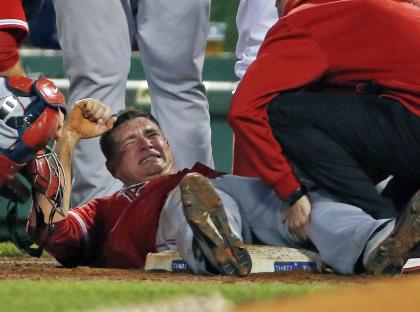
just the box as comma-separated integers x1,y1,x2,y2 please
229,0,420,229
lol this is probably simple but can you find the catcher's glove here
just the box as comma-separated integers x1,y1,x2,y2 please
0,76,66,190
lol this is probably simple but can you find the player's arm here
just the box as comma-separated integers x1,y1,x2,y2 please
0,59,25,76
30,99,116,224
0,29,26,76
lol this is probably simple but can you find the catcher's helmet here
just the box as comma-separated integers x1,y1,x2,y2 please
0,76,66,188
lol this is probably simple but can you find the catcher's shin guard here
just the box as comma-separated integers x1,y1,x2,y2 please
180,173,252,277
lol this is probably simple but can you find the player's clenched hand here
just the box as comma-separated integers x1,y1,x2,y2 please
64,98,116,139
283,195,311,242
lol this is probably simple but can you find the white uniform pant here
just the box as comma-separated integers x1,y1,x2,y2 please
156,174,388,275
235,0,278,79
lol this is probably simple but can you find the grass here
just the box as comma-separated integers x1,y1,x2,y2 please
0,280,330,312
0,241,52,258
0,242,51,258
0,242,332,312
0,242,30,257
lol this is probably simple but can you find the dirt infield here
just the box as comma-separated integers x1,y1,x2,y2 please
2,257,419,311
236,274,420,312
0,256,410,284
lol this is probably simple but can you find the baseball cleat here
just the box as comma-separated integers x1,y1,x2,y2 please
365,190,420,275
180,173,252,277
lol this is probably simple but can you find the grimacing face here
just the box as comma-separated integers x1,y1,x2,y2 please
106,117,176,186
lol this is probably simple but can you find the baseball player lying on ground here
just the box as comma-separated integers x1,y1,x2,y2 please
26,99,420,276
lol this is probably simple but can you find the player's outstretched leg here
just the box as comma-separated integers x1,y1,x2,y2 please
180,173,252,277
364,190,420,275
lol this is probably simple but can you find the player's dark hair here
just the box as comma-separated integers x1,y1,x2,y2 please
99,108,161,161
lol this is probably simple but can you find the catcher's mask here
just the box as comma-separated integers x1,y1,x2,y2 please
0,76,66,189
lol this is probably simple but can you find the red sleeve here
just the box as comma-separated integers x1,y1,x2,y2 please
31,198,108,267
228,22,328,200
0,0,28,41
0,30,21,72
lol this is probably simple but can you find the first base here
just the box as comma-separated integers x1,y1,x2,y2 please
145,245,322,273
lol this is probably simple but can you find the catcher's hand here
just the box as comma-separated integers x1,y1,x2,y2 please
64,98,116,140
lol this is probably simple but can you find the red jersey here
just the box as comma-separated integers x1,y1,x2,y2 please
229,0,420,200
30,164,221,269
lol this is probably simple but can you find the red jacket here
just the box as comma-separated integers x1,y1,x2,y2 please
30,164,221,269
229,0,420,200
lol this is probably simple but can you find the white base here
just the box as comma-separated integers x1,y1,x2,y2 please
145,245,322,273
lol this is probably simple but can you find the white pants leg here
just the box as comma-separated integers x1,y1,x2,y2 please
156,185,242,274
235,0,278,79
136,0,214,170
53,0,129,206
309,201,387,274
211,174,389,275
157,174,389,275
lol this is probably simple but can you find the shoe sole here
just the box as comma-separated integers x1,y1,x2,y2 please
366,191,420,275
180,173,252,277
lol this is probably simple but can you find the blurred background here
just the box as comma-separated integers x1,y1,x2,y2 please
27,0,240,52
23,0,240,172
0,0,241,241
